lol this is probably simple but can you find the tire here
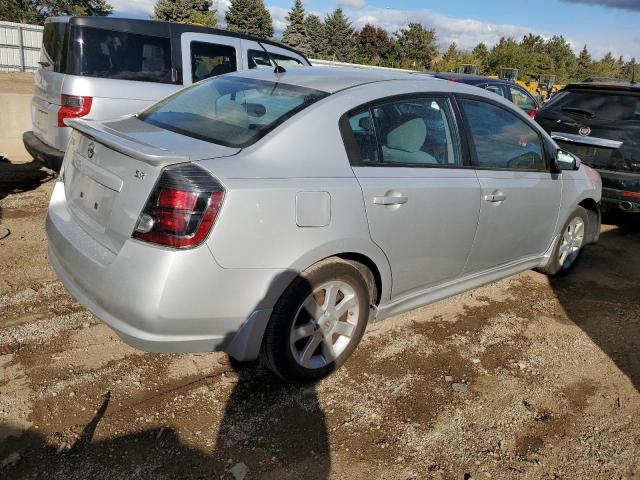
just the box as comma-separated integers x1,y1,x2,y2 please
260,258,372,383
538,206,588,277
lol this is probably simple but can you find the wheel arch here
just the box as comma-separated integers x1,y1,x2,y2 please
578,197,601,244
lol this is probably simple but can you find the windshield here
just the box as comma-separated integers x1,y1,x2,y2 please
139,76,329,148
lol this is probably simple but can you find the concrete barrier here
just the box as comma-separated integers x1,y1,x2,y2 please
0,93,32,162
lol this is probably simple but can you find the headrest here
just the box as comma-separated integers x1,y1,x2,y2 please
386,117,426,153
216,100,249,129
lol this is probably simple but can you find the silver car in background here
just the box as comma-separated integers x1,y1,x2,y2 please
46,67,602,383
24,16,309,171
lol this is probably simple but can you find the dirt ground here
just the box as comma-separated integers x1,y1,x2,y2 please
0,79,639,480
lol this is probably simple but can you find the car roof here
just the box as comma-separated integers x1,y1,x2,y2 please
564,81,640,92
226,66,439,93
432,72,509,85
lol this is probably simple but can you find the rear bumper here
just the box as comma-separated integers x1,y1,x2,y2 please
598,169,640,213
46,181,286,360
23,131,64,172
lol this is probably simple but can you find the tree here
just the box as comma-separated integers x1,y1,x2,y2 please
471,42,489,73
356,24,392,65
437,41,459,72
394,22,437,70
41,0,113,16
574,45,593,81
225,0,273,38
304,14,325,58
154,0,217,27
282,0,310,56
544,35,575,82
323,8,356,62
593,51,620,79
487,37,522,75
0,0,44,24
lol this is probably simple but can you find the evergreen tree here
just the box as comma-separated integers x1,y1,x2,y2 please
304,14,326,58
575,45,593,81
472,42,489,73
437,41,459,72
394,23,437,70
154,0,217,27
487,37,522,75
282,0,310,55
225,0,273,38
543,35,575,83
323,8,356,62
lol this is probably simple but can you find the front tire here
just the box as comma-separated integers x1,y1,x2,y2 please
538,206,588,277
261,258,372,383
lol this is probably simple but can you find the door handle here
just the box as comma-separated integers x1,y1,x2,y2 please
484,193,506,203
373,195,408,206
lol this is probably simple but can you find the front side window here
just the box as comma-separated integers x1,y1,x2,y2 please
248,50,303,69
462,99,545,171
71,26,172,83
191,41,237,83
509,87,537,114
140,76,328,148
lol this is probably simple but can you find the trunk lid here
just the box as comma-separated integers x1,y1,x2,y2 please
63,116,240,254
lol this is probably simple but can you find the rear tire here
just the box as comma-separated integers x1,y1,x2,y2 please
260,258,372,383
538,206,588,277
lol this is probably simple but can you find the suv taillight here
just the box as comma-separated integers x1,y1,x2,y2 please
133,164,225,249
58,94,93,127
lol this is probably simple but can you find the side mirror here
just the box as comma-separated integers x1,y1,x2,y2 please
555,149,581,171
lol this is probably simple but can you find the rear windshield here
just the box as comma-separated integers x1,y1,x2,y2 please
545,89,640,121
41,22,68,72
69,26,172,83
139,76,328,148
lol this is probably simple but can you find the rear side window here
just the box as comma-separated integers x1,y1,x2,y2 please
41,22,68,72
191,41,237,83
462,99,545,171
544,90,640,121
71,27,172,83
345,98,461,166
248,50,303,69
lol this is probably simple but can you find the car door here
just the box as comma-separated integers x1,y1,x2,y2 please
180,32,241,86
458,97,561,274
343,96,481,299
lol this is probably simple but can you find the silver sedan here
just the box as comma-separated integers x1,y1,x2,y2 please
47,67,602,383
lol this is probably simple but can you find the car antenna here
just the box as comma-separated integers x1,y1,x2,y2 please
257,40,286,75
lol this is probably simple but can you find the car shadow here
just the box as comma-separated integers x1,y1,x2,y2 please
0,274,331,479
0,157,53,229
549,215,640,392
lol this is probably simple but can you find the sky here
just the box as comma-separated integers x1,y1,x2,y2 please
110,0,640,60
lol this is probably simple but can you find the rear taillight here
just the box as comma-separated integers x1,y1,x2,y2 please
528,107,539,120
58,94,93,127
133,164,225,249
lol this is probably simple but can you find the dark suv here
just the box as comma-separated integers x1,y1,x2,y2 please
536,82,640,213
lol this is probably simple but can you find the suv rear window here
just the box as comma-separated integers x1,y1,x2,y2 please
248,50,303,69
41,22,68,72
139,76,328,147
70,26,172,83
545,89,640,121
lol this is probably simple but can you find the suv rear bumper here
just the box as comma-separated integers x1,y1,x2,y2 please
23,131,65,172
598,169,640,213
